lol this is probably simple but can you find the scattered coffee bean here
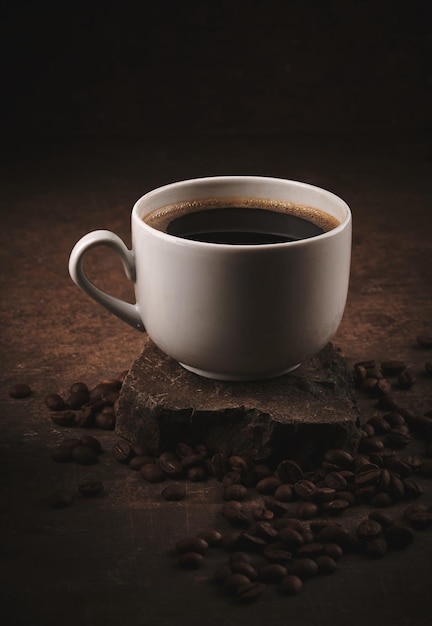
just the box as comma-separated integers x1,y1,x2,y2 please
276,459,304,483
287,558,318,580
79,435,102,454
79,480,104,497
176,536,209,555
315,555,337,574
256,476,283,495
258,563,287,583
224,484,248,501
231,561,258,579
95,408,116,430
236,581,266,603
9,384,32,399
381,360,408,376
179,552,204,569
222,501,249,528
223,573,251,594
197,529,222,547
129,455,154,470
112,439,134,464
384,525,414,549
140,463,166,483
45,393,66,411
67,390,90,410
74,407,95,428
280,574,303,595
159,455,184,477
365,537,388,558
397,370,416,389
187,466,207,482
162,483,186,501
51,410,76,426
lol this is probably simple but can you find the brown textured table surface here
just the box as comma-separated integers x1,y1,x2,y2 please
1,132,432,626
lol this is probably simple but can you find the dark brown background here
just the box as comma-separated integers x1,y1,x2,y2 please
1,1,432,625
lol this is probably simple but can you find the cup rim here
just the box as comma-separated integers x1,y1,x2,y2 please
132,175,351,248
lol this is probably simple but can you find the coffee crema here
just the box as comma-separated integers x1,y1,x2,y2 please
143,197,340,245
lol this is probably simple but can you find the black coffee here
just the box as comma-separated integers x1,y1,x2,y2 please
143,197,340,245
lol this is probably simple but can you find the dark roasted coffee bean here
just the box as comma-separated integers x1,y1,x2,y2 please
67,390,90,410
237,532,267,552
277,459,304,483
89,381,121,401
417,334,432,348
381,360,407,376
223,573,251,594
220,531,242,551
293,479,316,500
80,435,102,454
263,544,292,564
296,542,324,559
129,455,155,470
179,552,204,569
162,483,186,501
376,378,392,395
264,497,291,517
312,487,337,503
252,507,274,522
51,410,76,426
324,472,347,491
383,457,411,477
69,382,89,394
287,558,318,580
112,440,134,463
315,555,337,574
254,463,273,480
404,504,432,529
78,480,104,497
296,501,318,519
355,359,377,369
176,443,194,459
236,582,266,603
397,369,416,389
322,542,343,560
194,443,208,458
224,484,248,501
256,476,283,495
176,536,208,555
159,456,183,477
367,416,391,434
384,412,407,427
360,378,379,394
140,463,165,483
9,384,32,399
353,363,368,385
368,510,394,528
72,445,98,465
228,455,250,474
187,466,207,482
384,525,414,549
210,452,229,480
222,471,242,487
280,574,303,595
356,519,382,541
316,525,359,553
274,483,294,502
222,501,249,528
229,551,251,565
278,527,304,550
255,521,278,541
258,563,287,583
45,393,66,411
365,537,388,558
403,479,423,499
197,529,222,547
74,407,95,428
322,499,350,516
323,449,354,469
354,468,382,487
48,489,74,509
386,430,411,448
231,561,258,579
95,409,116,430
181,453,204,469
358,437,385,453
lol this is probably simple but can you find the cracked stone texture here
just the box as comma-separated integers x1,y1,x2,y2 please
116,337,361,467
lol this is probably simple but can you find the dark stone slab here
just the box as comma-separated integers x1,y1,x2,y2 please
116,338,361,467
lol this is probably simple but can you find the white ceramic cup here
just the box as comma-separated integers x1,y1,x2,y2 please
69,176,352,381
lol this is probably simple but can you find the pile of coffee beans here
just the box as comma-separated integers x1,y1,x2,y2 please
43,372,128,430
8,336,432,605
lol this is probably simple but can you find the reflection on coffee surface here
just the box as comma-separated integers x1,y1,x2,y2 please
143,197,340,245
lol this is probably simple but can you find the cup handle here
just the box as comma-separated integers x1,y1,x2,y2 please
68,230,145,331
